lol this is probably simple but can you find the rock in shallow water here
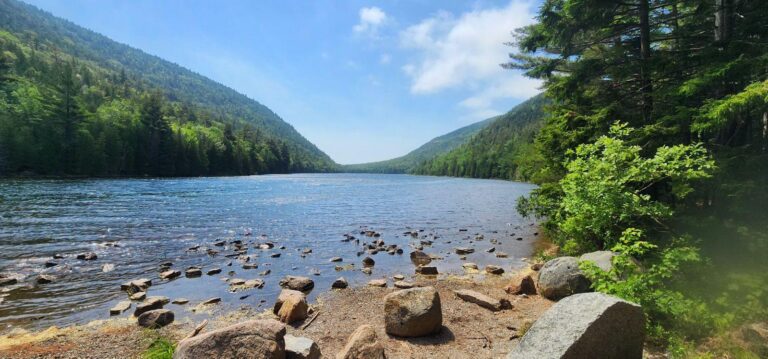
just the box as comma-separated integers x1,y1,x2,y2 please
109,301,131,315
332,277,348,289
279,276,315,292
174,319,286,359
507,292,644,359
415,266,438,275
384,286,442,337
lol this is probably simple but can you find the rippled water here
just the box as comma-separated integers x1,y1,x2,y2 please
0,173,538,332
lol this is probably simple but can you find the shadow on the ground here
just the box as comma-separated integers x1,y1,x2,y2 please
387,325,456,346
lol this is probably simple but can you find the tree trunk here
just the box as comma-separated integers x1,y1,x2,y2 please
639,0,653,123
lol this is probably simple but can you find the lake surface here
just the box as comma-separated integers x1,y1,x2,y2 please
0,173,538,332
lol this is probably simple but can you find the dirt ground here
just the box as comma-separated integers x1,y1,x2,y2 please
0,269,551,359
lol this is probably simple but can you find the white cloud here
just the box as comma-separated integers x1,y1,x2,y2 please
400,1,542,120
353,7,388,37
379,53,391,64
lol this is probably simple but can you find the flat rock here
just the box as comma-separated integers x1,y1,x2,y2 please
393,274,405,281
137,309,175,329
485,265,505,275
207,268,222,275
462,263,479,273
384,286,442,337
329,257,343,262
454,289,510,311
185,268,203,277
279,276,315,292
336,324,385,359
508,292,644,359
495,252,509,258
367,279,387,287
174,319,286,359
415,266,438,275
201,297,221,305
160,270,181,280
134,297,165,317
454,247,474,255
394,281,414,289
129,291,146,301
172,298,189,305
332,277,348,289
109,301,131,315
285,334,321,359
361,267,372,275
538,257,591,300
230,279,265,292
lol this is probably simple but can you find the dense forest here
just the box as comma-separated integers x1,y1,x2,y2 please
504,0,768,356
412,95,546,181
0,0,335,176
343,116,496,173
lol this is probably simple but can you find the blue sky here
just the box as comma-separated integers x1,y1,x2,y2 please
24,0,542,164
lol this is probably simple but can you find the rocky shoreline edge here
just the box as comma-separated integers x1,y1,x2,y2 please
0,247,661,359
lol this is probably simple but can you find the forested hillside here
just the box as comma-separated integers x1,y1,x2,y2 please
342,117,495,173
0,0,335,176
412,95,546,181
508,0,768,355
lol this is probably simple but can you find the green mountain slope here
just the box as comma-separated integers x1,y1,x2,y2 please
412,94,547,181
0,0,335,176
343,116,496,173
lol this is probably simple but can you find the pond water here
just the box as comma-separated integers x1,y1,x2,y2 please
0,173,539,332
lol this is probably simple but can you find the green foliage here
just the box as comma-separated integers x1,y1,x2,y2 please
522,123,715,253
0,0,335,177
142,337,174,359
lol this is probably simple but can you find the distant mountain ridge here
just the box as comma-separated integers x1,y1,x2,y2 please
344,94,547,179
343,117,496,173
0,0,334,169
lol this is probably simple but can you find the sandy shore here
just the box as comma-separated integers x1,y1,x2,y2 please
0,267,552,359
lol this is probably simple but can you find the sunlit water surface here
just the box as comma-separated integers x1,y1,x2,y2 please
0,173,539,332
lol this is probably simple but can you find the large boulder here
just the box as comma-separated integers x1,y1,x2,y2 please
285,335,321,359
579,251,617,272
273,289,309,324
384,287,442,337
537,257,591,300
507,292,645,359
336,325,385,359
279,276,315,292
174,319,286,359
137,309,175,328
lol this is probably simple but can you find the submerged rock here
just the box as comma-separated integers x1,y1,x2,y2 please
35,274,55,284
109,301,131,315
76,252,97,261
409,250,432,266
174,319,286,359
508,292,644,359
384,286,442,337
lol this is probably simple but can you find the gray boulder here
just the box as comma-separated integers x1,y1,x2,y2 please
174,319,286,359
508,292,644,359
384,286,442,337
336,325,385,359
285,335,321,359
137,309,175,328
537,257,591,300
579,251,617,272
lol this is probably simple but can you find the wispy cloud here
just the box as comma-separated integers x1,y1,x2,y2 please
400,1,541,120
353,7,388,38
